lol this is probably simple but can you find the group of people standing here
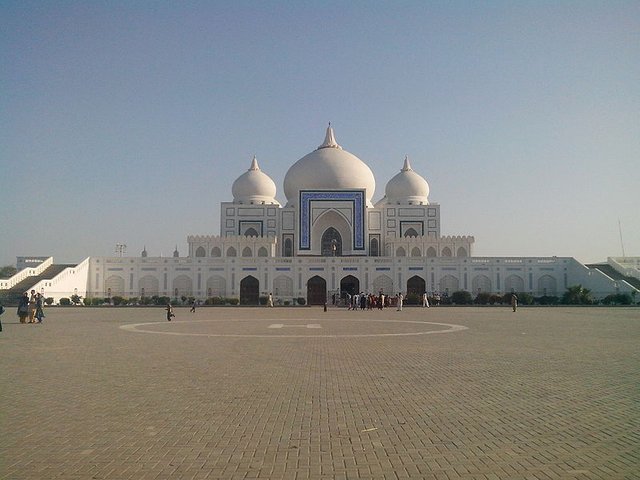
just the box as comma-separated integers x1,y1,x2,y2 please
17,290,45,324
337,291,441,311
341,292,411,311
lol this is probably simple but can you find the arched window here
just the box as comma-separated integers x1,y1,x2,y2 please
505,275,524,293
195,246,206,257
211,247,222,257
139,275,159,296
457,247,467,257
273,275,293,297
206,275,226,297
472,275,491,293
227,247,237,257
242,247,252,257
283,238,293,257
427,246,437,258
172,275,193,297
441,247,452,257
411,247,421,257
404,228,419,238
440,274,459,293
244,227,259,237
369,237,379,256
321,227,342,256
373,274,393,295
257,247,268,257
396,247,406,257
538,275,557,296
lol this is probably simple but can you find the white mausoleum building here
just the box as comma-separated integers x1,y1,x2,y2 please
3,126,638,304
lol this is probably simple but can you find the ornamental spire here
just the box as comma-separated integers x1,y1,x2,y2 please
317,122,343,150
402,155,412,171
249,155,260,171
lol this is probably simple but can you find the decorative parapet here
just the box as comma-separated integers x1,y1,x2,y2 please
188,234,278,258
439,235,475,242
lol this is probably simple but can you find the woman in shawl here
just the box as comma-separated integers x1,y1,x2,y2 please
17,292,29,323
35,293,45,323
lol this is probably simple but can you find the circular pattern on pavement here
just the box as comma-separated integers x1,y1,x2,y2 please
120,317,468,338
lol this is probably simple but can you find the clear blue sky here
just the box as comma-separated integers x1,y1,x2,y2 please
1,1,638,267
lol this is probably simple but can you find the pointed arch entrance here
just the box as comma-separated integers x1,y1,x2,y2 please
321,227,342,256
307,276,327,305
240,276,259,305
340,275,360,299
407,275,426,297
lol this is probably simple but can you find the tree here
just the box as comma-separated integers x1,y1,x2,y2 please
562,285,594,305
70,294,82,305
0,265,17,278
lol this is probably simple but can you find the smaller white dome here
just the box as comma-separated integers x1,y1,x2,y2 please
380,156,430,205
232,156,280,205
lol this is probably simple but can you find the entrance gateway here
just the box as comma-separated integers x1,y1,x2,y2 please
306,276,326,305
240,276,259,305
340,275,360,300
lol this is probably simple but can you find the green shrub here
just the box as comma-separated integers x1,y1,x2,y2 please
204,296,224,305
259,296,268,306
45,297,54,306
283,300,290,306
296,297,306,306
404,293,421,305
59,297,71,306
601,293,633,305
489,294,502,305
70,294,82,305
533,295,558,305
111,296,126,306
153,296,171,306
83,297,91,306
227,298,239,306
91,297,105,306
451,291,473,305
474,292,491,305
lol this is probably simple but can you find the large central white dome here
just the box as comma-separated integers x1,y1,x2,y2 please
283,126,376,207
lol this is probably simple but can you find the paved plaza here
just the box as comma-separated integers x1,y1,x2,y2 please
1,306,638,480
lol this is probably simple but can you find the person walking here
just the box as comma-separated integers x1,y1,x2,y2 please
510,293,518,312
422,292,430,308
396,292,404,312
166,303,175,321
35,293,45,323
0,301,5,332
28,289,37,323
267,293,274,307
190,300,197,313
17,293,29,323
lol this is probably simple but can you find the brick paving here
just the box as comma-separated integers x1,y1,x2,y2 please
1,306,638,479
